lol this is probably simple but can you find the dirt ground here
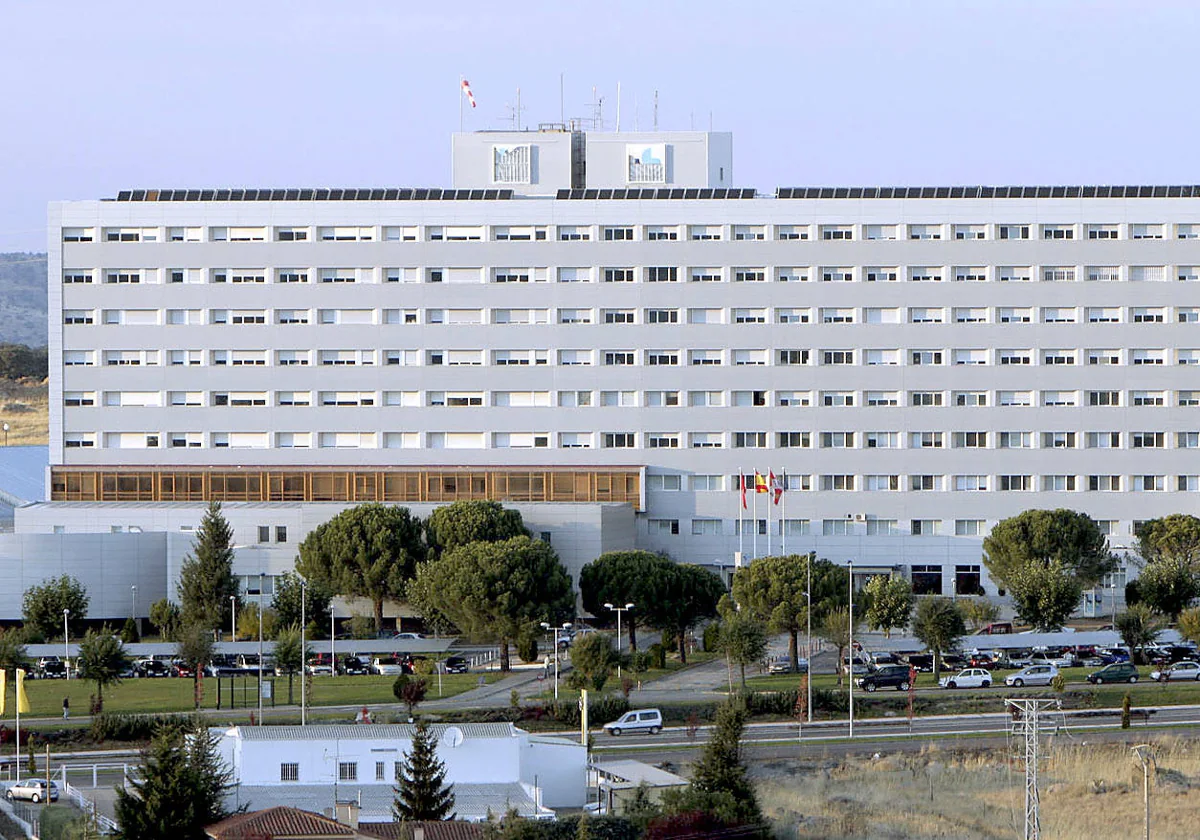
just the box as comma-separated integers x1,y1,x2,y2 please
755,736,1200,839
0,379,47,445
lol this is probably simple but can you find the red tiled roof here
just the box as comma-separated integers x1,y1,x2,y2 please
207,807,355,840
357,822,484,840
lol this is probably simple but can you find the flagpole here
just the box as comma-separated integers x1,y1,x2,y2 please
767,473,773,558
15,670,20,778
752,479,758,560
459,76,464,133
737,472,744,561
781,471,788,556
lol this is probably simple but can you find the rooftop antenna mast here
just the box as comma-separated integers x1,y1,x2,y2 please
616,81,621,132
653,90,658,131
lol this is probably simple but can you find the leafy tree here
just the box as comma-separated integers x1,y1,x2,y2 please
864,576,913,638
424,500,527,559
570,632,620,692
393,720,455,821
121,617,141,644
912,597,967,681
579,551,674,651
1116,604,1164,663
643,564,726,664
22,575,89,640
347,613,375,640
297,503,425,630
392,673,428,718
0,628,30,671
114,722,235,840
818,608,853,686
237,603,277,642
717,611,768,689
272,625,308,704
983,508,1115,591
1135,557,1200,621
1135,514,1200,566
408,536,574,671
149,598,181,641
77,629,128,713
730,553,822,674
176,623,216,709
177,502,239,632
271,571,332,635
1005,560,1082,631
960,597,1002,632
659,700,763,828
1177,606,1200,646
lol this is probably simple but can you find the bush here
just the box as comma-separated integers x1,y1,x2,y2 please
1051,674,1067,693
551,694,630,727
629,650,655,674
647,643,667,670
38,807,81,840
517,629,540,664
89,712,193,743
702,622,721,653
120,617,140,644
348,614,374,640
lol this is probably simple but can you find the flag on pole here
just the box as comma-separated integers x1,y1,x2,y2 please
754,471,768,494
460,78,477,108
0,669,5,715
15,668,29,714
771,471,784,505
739,473,747,510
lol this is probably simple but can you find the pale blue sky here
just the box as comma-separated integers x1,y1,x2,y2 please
1,0,1198,251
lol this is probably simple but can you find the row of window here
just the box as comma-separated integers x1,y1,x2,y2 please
63,388,1200,412
61,428,1200,456
651,516,1134,539
63,303,1200,327
281,758,402,783
58,345,1200,368
64,221,1200,244
59,263,1200,285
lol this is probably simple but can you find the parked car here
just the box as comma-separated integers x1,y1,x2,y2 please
1031,650,1076,669
1151,645,1198,667
205,654,240,677
305,661,334,676
37,657,67,679
134,658,170,678
1002,650,1034,669
1087,662,1140,684
969,652,1000,670
602,708,663,736
392,632,426,641
442,656,469,674
1081,648,1130,667
339,656,371,676
372,656,405,676
1150,661,1200,682
856,664,914,692
938,668,993,689
1005,665,1059,688
870,651,899,665
905,654,934,673
940,653,968,671
767,656,808,674
171,660,195,678
6,779,58,803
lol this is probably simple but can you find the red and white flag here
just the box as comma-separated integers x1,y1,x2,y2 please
739,473,747,510
771,471,784,505
460,78,477,109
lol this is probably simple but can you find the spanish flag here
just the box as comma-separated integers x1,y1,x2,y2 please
754,472,768,493
16,668,30,715
0,669,6,715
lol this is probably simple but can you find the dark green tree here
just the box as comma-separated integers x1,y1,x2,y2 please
570,632,620,691
392,673,428,718
0,627,30,671
659,700,764,828
1135,514,1200,565
643,564,725,664
818,607,853,686
983,508,1115,588
717,610,768,689
912,597,967,681
424,500,528,559
149,598,181,641
176,623,216,709
408,536,574,671
393,720,455,821
579,551,675,651
1134,515,1200,619
115,722,235,840
22,575,89,640
1116,604,1163,663
121,617,141,644
272,625,308,704
271,572,332,635
177,502,240,632
1006,560,1083,631
864,575,913,638
297,503,424,630
1178,606,1200,646
77,628,128,712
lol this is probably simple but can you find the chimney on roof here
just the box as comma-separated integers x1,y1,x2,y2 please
414,827,425,840
334,800,360,829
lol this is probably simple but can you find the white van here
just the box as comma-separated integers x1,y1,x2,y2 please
602,708,663,736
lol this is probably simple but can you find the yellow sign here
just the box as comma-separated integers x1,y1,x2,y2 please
0,669,6,715
16,668,30,714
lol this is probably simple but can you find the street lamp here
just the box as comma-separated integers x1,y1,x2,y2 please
847,559,854,739
540,621,572,699
300,577,307,726
63,609,71,679
604,602,634,679
806,556,812,724
131,585,138,636
231,544,268,724
1132,744,1153,840
229,595,237,642
2,422,8,446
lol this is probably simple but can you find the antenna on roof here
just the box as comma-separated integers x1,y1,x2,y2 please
653,90,658,131
616,81,621,132
560,73,565,124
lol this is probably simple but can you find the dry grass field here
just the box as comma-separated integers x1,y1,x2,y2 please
0,379,47,445
757,737,1200,839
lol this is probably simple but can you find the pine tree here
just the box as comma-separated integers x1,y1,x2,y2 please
177,502,240,632
393,721,455,821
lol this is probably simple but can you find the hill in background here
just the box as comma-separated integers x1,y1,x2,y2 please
0,253,47,347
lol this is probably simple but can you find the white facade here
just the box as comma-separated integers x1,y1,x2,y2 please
213,723,585,821
39,131,1200,606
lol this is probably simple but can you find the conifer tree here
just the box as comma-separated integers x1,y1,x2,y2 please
393,720,455,821
177,502,240,632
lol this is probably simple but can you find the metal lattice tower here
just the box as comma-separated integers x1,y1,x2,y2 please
1007,699,1060,840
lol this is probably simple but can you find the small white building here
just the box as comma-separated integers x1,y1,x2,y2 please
212,724,585,822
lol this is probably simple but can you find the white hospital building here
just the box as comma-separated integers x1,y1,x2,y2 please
4,126,1200,618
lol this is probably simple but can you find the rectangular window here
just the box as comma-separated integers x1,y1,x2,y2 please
689,432,724,448
777,349,809,366
1088,475,1121,492
910,432,943,449
645,266,678,283
733,432,768,448
954,475,988,491
819,475,855,491
777,432,811,448
822,350,853,365
338,762,357,781
822,391,854,407
911,520,941,536
1133,475,1165,491
908,224,942,240
1042,431,1077,448
998,224,1030,240
910,475,940,491
998,475,1032,491
912,565,943,595
821,224,854,240
864,475,899,492
1042,224,1075,240
864,391,899,406
648,519,680,535
820,267,853,283
998,431,1032,449
281,763,299,782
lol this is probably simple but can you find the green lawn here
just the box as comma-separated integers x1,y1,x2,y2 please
527,651,721,702
10,672,502,718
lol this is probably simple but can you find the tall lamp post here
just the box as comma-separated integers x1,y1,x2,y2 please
847,559,854,739
131,584,138,637
540,622,572,699
2,422,8,446
63,609,71,679
300,577,307,726
231,544,268,724
229,595,237,642
604,602,634,679
806,556,812,724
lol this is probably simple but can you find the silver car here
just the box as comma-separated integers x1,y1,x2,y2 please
6,779,59,803
1004,664,1059,687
